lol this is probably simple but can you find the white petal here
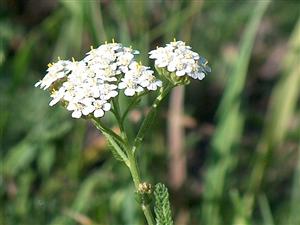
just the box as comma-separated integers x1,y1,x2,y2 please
147,84,156,91
49,98,60,106
156,80,162,87
124,88,135,96
176,70,186,76
136,86,144,93
94,109,104,118
197,72,205,80
140,80,149,87
110,84,117,89
110,91,118,97
82,105,94,115
103,103,111,111
72,110,82,118
34,81,41,87
129,61,139,70
100,94,110,100
158,61,169,67
185,66,192,73
118,82,126,89
167,63,176,72
67,103,76,111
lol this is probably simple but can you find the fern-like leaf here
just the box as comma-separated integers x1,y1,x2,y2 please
154,183,174,225
107,140,124,162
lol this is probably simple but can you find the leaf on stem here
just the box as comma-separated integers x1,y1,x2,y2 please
154,183,174,225
91,118,129,165
106,138,126,162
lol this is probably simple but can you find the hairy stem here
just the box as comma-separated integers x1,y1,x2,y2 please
133,85,173,153
112,96,129,143
92,118,129,166
127,150,155,225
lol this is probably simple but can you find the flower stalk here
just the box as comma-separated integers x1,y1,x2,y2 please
133,84,173,154
91,83,173,225
127,150,155,225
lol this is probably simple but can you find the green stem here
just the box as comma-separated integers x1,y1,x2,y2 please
127,150,155,225
112,97,129,143
112,97,124,131
133,85,173,153
124,86,172,225
92,84,173,225
92,118,155,225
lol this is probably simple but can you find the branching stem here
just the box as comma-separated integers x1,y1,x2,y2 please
133,85,173,154
93,83,173,225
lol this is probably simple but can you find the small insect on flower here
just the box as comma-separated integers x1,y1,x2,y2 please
199,56,212,74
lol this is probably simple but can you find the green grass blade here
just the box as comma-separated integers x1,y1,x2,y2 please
284,19,300,225
83,0,107,44
53,1,84,59
258,194,275,225
289,140,300,225
243,17,300,221
201,1,271,225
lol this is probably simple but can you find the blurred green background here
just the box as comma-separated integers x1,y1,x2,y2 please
0,0,299,225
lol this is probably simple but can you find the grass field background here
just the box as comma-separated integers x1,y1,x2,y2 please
0,0,299,224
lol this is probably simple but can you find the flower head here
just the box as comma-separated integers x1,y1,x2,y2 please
35,42,162,119
35,60,73,90
149,40,211,85
118,62,161,96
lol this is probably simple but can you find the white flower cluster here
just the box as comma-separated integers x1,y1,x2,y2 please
149,40,211,80
118,62,162,96
35,42,162,118
34,60,73,90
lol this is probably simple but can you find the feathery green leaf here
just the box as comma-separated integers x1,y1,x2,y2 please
154,183,174,225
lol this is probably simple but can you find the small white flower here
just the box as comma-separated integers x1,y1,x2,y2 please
140,77,162,91
118,62,160,95
84,43,121,64
35,60,73,90
67,61,90,84
49,87,66,106
139,70,162,91
189,71,206,80
117,52,135,73
149,40,210,80
149,47,173,68
166,40,187,49
99,83,118,100
67,102,84,118
93,100,111,118
187,63,206,80
122,46,139,55
79,97,95,116
92,64,119,82
118,76,144,96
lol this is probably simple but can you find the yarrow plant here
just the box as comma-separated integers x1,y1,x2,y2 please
35,39,210,225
